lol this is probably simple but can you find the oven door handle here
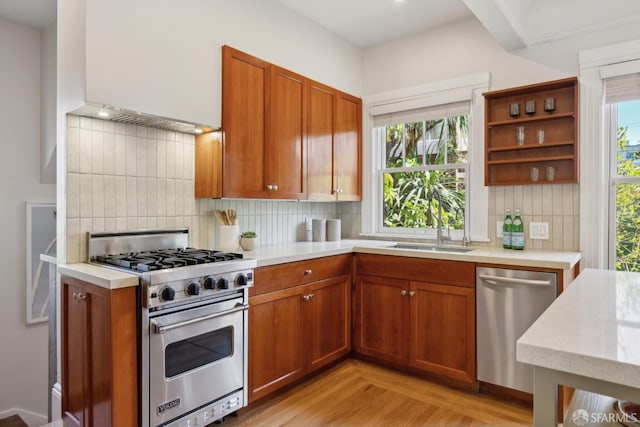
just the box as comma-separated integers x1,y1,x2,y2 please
152,303,249,334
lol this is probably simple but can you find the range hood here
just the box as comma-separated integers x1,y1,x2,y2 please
70,104,218,135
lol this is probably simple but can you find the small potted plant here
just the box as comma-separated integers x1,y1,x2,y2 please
239,231,257,251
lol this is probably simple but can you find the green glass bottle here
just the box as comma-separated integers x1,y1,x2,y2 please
502,209,512,249
511,209,524,250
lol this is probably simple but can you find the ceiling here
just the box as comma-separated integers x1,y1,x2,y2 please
3,0,640,51
277,0,473,47
0,0,55,29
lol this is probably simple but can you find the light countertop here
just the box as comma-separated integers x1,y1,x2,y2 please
57,240,581,289
58,263,138,290
246,239,395,266
247,239,580,270
517,268,640,389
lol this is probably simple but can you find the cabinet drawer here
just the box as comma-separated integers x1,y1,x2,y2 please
355,254,475,288
251,254,352,296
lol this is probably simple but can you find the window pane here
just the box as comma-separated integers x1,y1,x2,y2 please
617,101,640,176
385,125,403,167
404,122,423,166
616,183,640,272
383,169,465,229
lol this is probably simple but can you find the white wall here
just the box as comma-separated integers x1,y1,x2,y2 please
0,17,56,425
41,21,57,184
81,0,362,128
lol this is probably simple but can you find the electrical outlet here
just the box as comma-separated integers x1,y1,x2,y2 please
530,222,549,240
497,221,504,238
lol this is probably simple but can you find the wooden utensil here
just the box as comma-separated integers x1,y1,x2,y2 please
213,210,226,225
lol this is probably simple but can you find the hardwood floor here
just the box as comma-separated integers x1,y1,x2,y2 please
226,360,533,426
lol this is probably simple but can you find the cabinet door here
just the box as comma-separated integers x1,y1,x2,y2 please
334,91,361,201
307,81,336,201
305,276,350,371
267,65,306,199
248,287,305,402
222,46,269,198
409,281,475,384
354,275,408,364
62,282,88,427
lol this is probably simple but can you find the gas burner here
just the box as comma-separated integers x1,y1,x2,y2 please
95,248,244,272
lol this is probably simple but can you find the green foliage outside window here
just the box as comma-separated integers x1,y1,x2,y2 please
616,126,640,272
382,116,467,230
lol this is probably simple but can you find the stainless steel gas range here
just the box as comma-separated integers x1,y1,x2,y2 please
88,228,256,427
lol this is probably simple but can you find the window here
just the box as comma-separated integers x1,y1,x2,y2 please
608,101,640,272
361,74,489,242
376,111,469,235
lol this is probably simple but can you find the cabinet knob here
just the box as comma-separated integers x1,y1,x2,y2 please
308,293,314,300
400,290,407,296
409,291,415,297
266,184,274,190
303,295,311,302
335,188,343,194
272,184,278,191
73,292,86,301
304,269,312,276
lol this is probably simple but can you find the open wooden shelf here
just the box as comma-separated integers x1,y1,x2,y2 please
487,155,574,165
483,77,579,186
487,140,575,153
487,112,575,127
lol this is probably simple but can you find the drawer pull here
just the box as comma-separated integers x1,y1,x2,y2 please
400,290,407,296
304,269,312,276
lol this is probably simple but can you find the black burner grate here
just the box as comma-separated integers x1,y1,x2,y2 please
95,248,244,272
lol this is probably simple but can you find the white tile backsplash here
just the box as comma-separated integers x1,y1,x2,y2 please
491,184,579,251
65,115,341,263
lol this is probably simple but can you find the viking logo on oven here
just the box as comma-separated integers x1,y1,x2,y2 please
158,398,181,414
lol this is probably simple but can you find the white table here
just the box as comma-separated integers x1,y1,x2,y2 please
517,269,640,426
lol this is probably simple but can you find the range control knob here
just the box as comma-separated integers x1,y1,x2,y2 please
217,277,229,290
236,273,248,287
202,276,216,290
185,281,200,296
160,286,175,301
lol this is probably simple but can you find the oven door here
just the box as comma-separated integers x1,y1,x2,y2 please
148,296,246,426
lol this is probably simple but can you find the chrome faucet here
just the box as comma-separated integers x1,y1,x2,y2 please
436,194,450,246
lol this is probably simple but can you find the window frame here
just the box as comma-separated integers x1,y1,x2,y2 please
360,73,489,242
607,103,640,270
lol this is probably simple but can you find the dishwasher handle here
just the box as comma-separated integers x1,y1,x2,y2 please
478,274,552,287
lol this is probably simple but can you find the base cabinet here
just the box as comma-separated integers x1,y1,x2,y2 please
249,256,351,402
409,281,475,383
354,255,476,384
61,276,137,427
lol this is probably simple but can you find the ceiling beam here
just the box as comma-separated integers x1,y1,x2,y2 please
462,0,530,51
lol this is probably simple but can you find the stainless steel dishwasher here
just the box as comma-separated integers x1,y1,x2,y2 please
476,267,557,393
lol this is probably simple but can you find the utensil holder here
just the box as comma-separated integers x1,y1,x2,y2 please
217,224,240,252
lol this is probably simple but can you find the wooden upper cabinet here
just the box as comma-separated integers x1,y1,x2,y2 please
268,65,306,199
334,91,362,201
307,80,336,201
307,83,363,202
221,46,269,198
196,46,361,200
483,77,579,186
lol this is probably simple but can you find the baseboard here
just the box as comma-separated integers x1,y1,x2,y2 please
51,383,62,421
0,407,47,427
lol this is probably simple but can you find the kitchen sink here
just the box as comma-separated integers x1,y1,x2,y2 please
393,244,473,253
